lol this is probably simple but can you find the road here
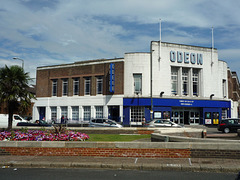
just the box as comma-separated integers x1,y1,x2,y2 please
0,168,237,180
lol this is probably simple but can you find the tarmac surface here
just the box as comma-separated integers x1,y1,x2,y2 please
0,155,240,174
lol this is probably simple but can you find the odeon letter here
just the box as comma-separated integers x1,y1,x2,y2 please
170,50,203,65
170,51,176,62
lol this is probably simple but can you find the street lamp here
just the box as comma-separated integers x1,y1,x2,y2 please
13,57,24,69
210,94,214,100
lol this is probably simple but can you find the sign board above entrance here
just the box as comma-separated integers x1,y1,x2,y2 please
170,51,203,65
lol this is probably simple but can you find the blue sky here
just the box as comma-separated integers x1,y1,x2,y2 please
0,0,240,81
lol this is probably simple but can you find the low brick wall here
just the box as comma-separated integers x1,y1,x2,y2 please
1,141,240,159
191,149,240,159
0,147,190,158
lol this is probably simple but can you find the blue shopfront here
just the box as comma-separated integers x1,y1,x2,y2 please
123,98,231,126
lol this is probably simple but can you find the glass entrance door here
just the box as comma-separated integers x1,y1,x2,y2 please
190,111,200,124
172,111,184,124
172,108,200,125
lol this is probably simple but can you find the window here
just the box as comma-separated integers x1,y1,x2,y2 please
134,74,142,94
51,107,57,121
85,77,91,95
182,68,189,95
62,79,68,96
222,109,227,119
52,80,57,96
61,106,68,119
72,106,79,121
222,79,227,98
130,106,144,124
96,76,103,94
171,67,178,95
83,106,91,121
193,69,199,96
73,78,79,95
95,106,103,118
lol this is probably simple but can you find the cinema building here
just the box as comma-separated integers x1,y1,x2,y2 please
33,41,235,126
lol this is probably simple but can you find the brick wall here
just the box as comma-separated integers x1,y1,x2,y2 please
228,70,240,102
0,147,190,158
191,149,240,159
1,146,240,159
1,141,240,159
36,60,124,97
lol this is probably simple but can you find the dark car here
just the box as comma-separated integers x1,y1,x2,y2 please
23,116,32,121
218,118,240,133
17,120,52,127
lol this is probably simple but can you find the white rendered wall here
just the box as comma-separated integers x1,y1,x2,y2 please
124,53,150,97
231,101,239,118
33,95,123,122
124,42,228,100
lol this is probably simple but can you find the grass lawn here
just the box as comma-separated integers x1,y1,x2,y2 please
87,134,151,142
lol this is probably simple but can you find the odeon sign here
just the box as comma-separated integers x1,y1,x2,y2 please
170,51,203,65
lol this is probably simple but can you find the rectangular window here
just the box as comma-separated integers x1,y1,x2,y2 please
134,74,142,94
171,67,178,95
130,106,144,124
72,106,79,121
73,78,79,95
222,108,227,119
96,76,103,94
61,106,68,118
51,107,57,121
95,106,103,118
83,106,91,121
193,69,199,96
62,79,68,96
52,80,57,96
182,68,189,95
222,79,226,98
85,77,91,95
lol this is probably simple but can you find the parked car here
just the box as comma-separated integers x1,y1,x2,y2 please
17,120,52,127
23,116,32,121
89,119,122,128
146,119,183,128
0,114,28,128
218,118,240,133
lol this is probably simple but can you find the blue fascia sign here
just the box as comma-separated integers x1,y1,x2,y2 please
109,63,115,93
124,98,230,109
179,100,194,106
170,50,203,65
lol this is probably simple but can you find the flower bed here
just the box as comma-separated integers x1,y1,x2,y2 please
0,129,89,141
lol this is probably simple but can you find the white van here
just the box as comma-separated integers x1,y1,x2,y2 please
0,114,28,128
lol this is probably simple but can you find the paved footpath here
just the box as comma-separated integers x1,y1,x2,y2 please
0,156,240,174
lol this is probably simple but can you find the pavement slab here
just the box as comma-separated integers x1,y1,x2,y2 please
0,156,240,173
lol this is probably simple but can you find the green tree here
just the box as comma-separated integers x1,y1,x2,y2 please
0,65,35,130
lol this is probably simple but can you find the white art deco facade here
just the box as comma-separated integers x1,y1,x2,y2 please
123,41,231,126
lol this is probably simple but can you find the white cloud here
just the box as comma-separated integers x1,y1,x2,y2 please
0,0,240,79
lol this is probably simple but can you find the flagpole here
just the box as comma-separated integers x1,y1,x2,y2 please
159,18,162,70
211,27,214,66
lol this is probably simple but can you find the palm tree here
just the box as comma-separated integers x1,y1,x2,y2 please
0,65,35,130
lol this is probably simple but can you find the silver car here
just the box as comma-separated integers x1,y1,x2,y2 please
89,119,123,128
146,119,183,128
